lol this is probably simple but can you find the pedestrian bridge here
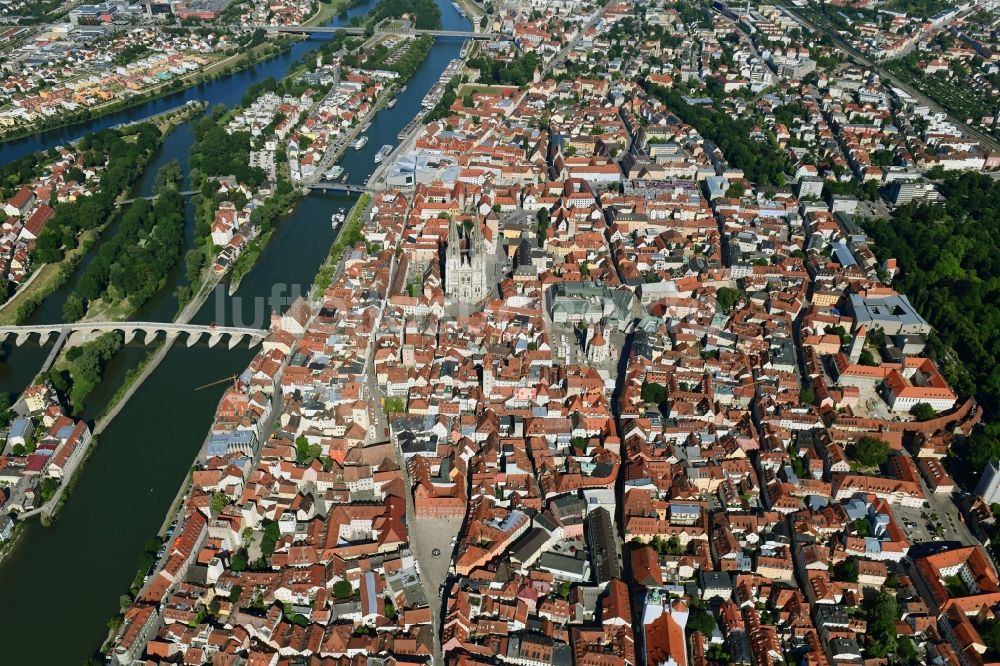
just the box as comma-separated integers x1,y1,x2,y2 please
0,322,268,349
116,190,198,207
307,182,371,194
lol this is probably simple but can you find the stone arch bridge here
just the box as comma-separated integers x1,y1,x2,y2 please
0,322,267,350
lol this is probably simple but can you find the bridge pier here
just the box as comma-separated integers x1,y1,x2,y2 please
67,330,89,347
228,333,246,349
123,328,138,345
14,331,31,346
207,333,223,348
38,330,57,345
186,331,203,347
249,336,263,349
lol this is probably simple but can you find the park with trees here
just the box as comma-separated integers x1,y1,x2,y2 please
863,173,1000,487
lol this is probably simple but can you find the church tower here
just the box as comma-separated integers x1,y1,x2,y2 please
445,220,488,302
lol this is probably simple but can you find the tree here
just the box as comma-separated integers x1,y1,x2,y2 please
536,207,549,245
211,491,230,515
851,437,890,468
641,380,666,406
66,331,123,412
0,392,15,429
800,386,815,404
715,286,739,313
865,591,899,657
62,292,86,322
898,636,918,662
384,397,405,415
333,580,353,599
686,601,716,636
980,618,1000,656
295,435,322,464
833,557,859,582
858,349,877,366
230,549,248,572
40,477,59,502
911,402,936,421
953,423,1000,488
259,519,280,559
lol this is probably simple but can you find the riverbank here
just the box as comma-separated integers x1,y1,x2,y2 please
303,0,351,26
0,0,471,658
312,191,372,294
0,109,200,326
0,40,293,147
188,24,417,298
454,0,485,20
0,228,96,325
7,271,223,539
37,435,99,526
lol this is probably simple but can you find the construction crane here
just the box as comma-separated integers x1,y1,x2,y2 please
194,374,240,391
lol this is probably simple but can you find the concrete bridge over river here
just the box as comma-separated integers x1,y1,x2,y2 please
307,181,371,194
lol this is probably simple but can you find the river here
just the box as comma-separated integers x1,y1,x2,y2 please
0,0,377,398
0,0,470,661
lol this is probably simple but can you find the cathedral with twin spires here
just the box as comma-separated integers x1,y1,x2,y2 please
444,220,488,303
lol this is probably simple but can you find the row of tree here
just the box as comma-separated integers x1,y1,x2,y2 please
43,331,124,414
63,162,188,319
30,124,163,266
467,52,541,87
190,107,268,187
645,83,789,187
369,0,442,29
369,35,434,81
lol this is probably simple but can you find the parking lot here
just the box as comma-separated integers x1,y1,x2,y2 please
893,497,975,547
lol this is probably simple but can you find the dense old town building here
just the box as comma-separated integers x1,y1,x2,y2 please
95,0,1000,664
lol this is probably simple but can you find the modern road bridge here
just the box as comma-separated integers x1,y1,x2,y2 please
264,25,491,39
0,322,267,349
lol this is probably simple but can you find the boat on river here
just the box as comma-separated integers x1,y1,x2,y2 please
374,144,393,164
352,135,369,150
